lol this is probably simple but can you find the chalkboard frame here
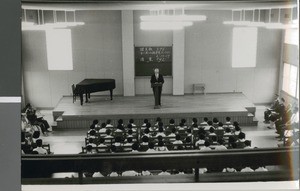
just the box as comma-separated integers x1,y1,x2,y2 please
134,45,173,77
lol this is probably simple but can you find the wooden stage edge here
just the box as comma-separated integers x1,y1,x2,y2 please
53,93,258,129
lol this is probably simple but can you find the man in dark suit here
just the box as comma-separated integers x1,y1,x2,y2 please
150,68,164,106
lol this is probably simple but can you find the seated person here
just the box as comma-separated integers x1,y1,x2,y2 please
156,126,166,137
127,124,136,133
224,127,232,136
233,125,241,135
121,170,139,176
204,120,213,131
214,139,227,150
195,133,206,148
184,137,193,149
237,132,246,142
168,127,176,137
113,136,123,147
131,142,140,152
146,142,156,152
85,144,97,154
180,118,187,128
167,119,176,130
222,164,237,173
244,140,252,149
173,134,183,144
216,122,224,130
105,119,113,128
128,118,136,127
115,124,125,132
156,141,168,151
267,98,286,129
87,138,97,147
200,141,211,151
141,136,149,146
98,123,107,134
277,107,299,141
158,169,171,176
141,169,152,176
89,119,99,131
275,104,292,133
177,122,186,131
124,137,133,147
126,129,134,138
186,128,193,138
104,129,113,139
225,117,233,126
21,132,32,154
141,119,149,128
210,135,218,145
155,117,162,126
97,138,107,152
208,127,216,136
24,104,51,134
200,117,209,125
254,162,268,172
143,128,151,137
88,129,96,139
264,94,280,123
110,145,117,153
191,118,198,126
32,139,48,154
240,166,254,172
212,118,219,128
146,122,155,132
192,123,199,131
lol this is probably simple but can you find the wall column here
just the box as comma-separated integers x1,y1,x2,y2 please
121,10,135,96
172,29,185,95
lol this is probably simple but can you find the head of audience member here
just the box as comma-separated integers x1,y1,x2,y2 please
110,145,117,152
148,142,155,149
106,129,112,136
117,119,123,125
156,135,163,142
158,121,164,128
129,119,134,124
211,135,217,142
156,117,162,123
204,141,210,147
99,138,105,144
158,140,165,147
36,139,43,147
199,133,205,140
209,127,215,133
181,119,186,124
203,117,208,122
88,138,94,144
192,118,198,124
225,127,231,133
146,122,151,129
127,129,133,136
238,132,246,140
218,122,223,127
217,139,224,145
115,136,122,143
207,120,213,126
234,125,241,132
101,122,106,129
87,130,95,138
185,137,192,143
106,119,111,125
86,145,93,153
233,121,239,127
169,119,175,125
226,117,231,122
142,136,149,143
32,131,40,139
143,119,149,124
244,140,251,147
126,137,133,143
132,142,139,151
171,127,176,134
127,123,133,130
212,118,219,124
154,68,160,75
92,119,99,125
144,128,150,134
175,134,181,141
158,126,164,133
198,128,206,135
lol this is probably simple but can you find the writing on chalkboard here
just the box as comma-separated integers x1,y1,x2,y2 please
135,46,172,76
136,47,172,63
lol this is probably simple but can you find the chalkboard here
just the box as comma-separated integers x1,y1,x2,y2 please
135,46,172,76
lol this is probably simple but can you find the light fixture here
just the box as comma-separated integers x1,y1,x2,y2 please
140,21,193,30
141,15,206,22
247,9,265,27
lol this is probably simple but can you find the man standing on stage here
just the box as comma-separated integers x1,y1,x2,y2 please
150,68,164,106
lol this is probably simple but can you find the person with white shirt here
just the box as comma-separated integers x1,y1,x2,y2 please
214,139,227,150
280,107,299,141
158,170,171,176
200,141,212,151
216,122,224,130
156,127,166,137
33,139,48,154
240,167,254,172
143,128,151,138
146,142,156,153
87,138,97,148
255,166,268,172
244,140,252,149
204,121,213,131
141,119,149,129
200,117,209,126
156,141,169,151
172,134,183,145
105,119,113,128
195,133,206,148
128,119,136,127
98,123,107,134
122,170,139,176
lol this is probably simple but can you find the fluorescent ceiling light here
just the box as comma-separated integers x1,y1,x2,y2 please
140,21,192,30
247,22,265,27
232,21,251,26
44,22,85,27
140,15,206,22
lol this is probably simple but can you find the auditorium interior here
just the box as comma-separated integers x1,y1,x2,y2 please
21,0,299,187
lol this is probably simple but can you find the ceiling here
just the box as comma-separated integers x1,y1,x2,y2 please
22,0,298,11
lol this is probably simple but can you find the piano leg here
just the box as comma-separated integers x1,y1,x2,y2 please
85,93,89,103
80,94,83,105
110,89,113,100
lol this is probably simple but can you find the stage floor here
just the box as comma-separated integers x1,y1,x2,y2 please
53,93,257,128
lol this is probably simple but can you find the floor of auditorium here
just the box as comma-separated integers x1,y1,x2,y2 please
40,104,280,154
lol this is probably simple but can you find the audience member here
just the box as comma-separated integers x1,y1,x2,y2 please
33,139,48,154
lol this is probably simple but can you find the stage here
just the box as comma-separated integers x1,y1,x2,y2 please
53,93,258,129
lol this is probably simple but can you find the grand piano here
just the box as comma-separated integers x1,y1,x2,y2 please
75,79,116,105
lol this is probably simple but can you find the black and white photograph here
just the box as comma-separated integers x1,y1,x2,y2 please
4,0,299,190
